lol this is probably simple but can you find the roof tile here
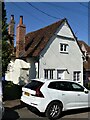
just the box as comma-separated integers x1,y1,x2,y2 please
24,19,65,57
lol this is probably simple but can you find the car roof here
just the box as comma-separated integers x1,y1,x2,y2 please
31,79,78,84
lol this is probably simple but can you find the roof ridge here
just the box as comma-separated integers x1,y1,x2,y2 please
23,18,66,57
26,18,65,36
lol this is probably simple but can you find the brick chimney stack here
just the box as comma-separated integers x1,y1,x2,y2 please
8,15,15,49
16,16,26,58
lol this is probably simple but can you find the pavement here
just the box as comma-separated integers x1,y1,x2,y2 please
3,99,20,108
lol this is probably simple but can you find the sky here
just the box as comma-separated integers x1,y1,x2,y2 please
5,1,89,45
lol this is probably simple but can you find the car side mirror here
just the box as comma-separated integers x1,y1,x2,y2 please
84,89,89,94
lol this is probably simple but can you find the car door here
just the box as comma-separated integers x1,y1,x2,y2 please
71,82,89,108
57,81,77,110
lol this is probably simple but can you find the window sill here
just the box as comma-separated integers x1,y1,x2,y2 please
60,51,68,54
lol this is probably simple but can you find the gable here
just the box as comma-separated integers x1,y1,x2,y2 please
20,18,82,58
56,21,75,39
24,19,65,57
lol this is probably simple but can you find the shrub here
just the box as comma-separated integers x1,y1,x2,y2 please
2,81,22,101
84,82,90,90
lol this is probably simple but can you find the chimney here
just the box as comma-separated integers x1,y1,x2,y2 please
8,15,15,46
16,16,26,58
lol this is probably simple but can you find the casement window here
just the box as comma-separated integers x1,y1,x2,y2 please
44,69,55,79
60,43,68,53
57,70,65,79
73,71,81,81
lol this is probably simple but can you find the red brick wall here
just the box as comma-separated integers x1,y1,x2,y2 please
16,16,26,57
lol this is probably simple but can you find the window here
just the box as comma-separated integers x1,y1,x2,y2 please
57,70,65,79
73,71,80,81
60,43,68,53
48,82,58,90
48,81,84,92
71,83,84,92
44,70,48,79
48,81,72,91
50,70,53,79
25,80,43,90
57,81,71,91
44,69,55,79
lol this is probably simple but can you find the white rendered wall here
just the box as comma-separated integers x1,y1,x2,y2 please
39,22,83,85
5,59,30,85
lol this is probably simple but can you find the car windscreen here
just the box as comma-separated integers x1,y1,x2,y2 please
24,80,43,90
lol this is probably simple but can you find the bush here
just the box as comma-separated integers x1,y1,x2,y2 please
2,81,22,101
84,82,90,90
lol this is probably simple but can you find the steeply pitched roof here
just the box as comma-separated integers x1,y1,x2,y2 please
78,40,90,70
84,58,90,71
78,40,90,53
24,19,66,57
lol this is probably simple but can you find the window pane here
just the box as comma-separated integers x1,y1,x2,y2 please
73,72,80,81
58,82,71,91
77,73,79,81
73,72,76,81
61,44,63,51
71,83,84,92
64,45,67,51
25,80,43,90
44,70,48,79
48,82,58,89
50,70,53,79
60,44,68,52
44,69,54,79
48,81,72,91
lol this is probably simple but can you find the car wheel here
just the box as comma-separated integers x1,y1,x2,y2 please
45,101,62,120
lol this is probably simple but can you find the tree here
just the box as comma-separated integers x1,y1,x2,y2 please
2,2,11,77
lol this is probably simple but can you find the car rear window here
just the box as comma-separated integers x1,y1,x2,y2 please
25,80,43,90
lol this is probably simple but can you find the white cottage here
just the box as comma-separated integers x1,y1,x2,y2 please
6,16,84,85
5,59,30,85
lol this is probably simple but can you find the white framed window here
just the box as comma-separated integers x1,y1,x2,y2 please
57,70,65,79
60,43,68,53
73,71,81,81
44,69,55,79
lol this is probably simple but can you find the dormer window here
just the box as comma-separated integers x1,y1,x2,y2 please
60,43,68,53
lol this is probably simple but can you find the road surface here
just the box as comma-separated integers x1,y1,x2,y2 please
2,99,90,120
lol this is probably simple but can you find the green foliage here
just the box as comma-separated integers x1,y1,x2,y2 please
84,81,90,90
87,82,90,90
2,2,11,76
2,81,22,100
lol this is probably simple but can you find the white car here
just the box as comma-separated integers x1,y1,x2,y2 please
21,79,90,120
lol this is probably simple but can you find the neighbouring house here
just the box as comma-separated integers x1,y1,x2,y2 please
5,15,30,85
6,15,84,85
5,59,30,85
78,40,90,85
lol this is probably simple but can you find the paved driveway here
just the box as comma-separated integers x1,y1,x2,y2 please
2,99,90,120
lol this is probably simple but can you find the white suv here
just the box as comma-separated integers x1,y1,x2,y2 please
21,79,90,120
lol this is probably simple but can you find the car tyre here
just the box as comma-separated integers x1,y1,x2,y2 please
45,101,62,120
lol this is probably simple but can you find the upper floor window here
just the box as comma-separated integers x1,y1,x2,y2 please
73,71,81,81
60,43,68,53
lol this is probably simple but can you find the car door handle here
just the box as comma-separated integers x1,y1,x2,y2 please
62,93,65,96
77,94,80,96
